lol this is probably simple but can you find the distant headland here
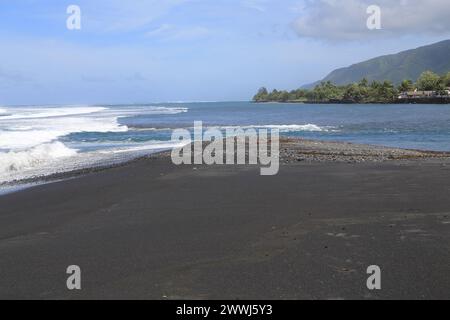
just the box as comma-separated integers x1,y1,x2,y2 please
253,71,450,104
254,40,450,104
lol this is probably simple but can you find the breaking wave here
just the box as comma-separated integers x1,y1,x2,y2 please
0,142,77,175
218,124,335,132
0,105,189,183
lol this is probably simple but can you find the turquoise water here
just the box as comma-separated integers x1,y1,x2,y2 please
1,102,450,183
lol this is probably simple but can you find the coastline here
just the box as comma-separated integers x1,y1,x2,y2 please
2,137,450,193
0,149,174,194
1,138,450,299
253,97,450,104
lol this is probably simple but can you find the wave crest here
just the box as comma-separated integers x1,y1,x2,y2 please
0,142,77,177
256,124,332,132
219,124,334,132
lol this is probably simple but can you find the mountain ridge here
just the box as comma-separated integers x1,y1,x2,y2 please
303,40,450,89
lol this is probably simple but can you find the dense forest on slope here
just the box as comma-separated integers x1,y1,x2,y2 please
253,71,450,103
303,40,450,88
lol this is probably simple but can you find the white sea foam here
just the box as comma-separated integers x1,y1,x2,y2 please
219,124,334,132
146,106,188,114
0,106,106,120
104,106,188,116
0,105,188,150
0,109,127,150
0,142,77,175
129,127,174,132
129,124,334,133
0,139,184,184
0,104,333,185
0,105,189,183
104,140,188,154
255,124,331,132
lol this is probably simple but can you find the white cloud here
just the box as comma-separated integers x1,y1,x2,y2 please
292,0,450,41
241,0,268,12
145,24,211,40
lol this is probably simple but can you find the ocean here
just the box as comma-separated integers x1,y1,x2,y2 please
1,101,450,185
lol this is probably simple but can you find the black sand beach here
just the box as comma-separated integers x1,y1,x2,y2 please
1,139,450,299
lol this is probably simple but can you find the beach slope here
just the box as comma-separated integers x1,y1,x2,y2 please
0,140,450,299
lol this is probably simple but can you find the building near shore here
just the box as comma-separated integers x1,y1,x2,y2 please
398,88,450,100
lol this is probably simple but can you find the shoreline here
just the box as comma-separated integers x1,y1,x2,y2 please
2,137,450,195
253,98,450,104
0,149,174,193
3,137,450,196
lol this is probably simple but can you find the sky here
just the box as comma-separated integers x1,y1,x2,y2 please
0,0,449,105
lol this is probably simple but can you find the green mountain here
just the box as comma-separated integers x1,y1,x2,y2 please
304,40,450,88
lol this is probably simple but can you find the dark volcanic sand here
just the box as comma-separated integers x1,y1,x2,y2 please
0,140,450,300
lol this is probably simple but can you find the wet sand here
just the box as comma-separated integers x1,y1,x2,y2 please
1,139,450,299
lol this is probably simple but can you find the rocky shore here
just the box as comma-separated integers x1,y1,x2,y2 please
278,138,450,163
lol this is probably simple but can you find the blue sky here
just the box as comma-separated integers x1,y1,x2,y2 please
1,0,449,105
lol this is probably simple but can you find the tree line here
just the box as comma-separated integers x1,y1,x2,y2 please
253,71,450,103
